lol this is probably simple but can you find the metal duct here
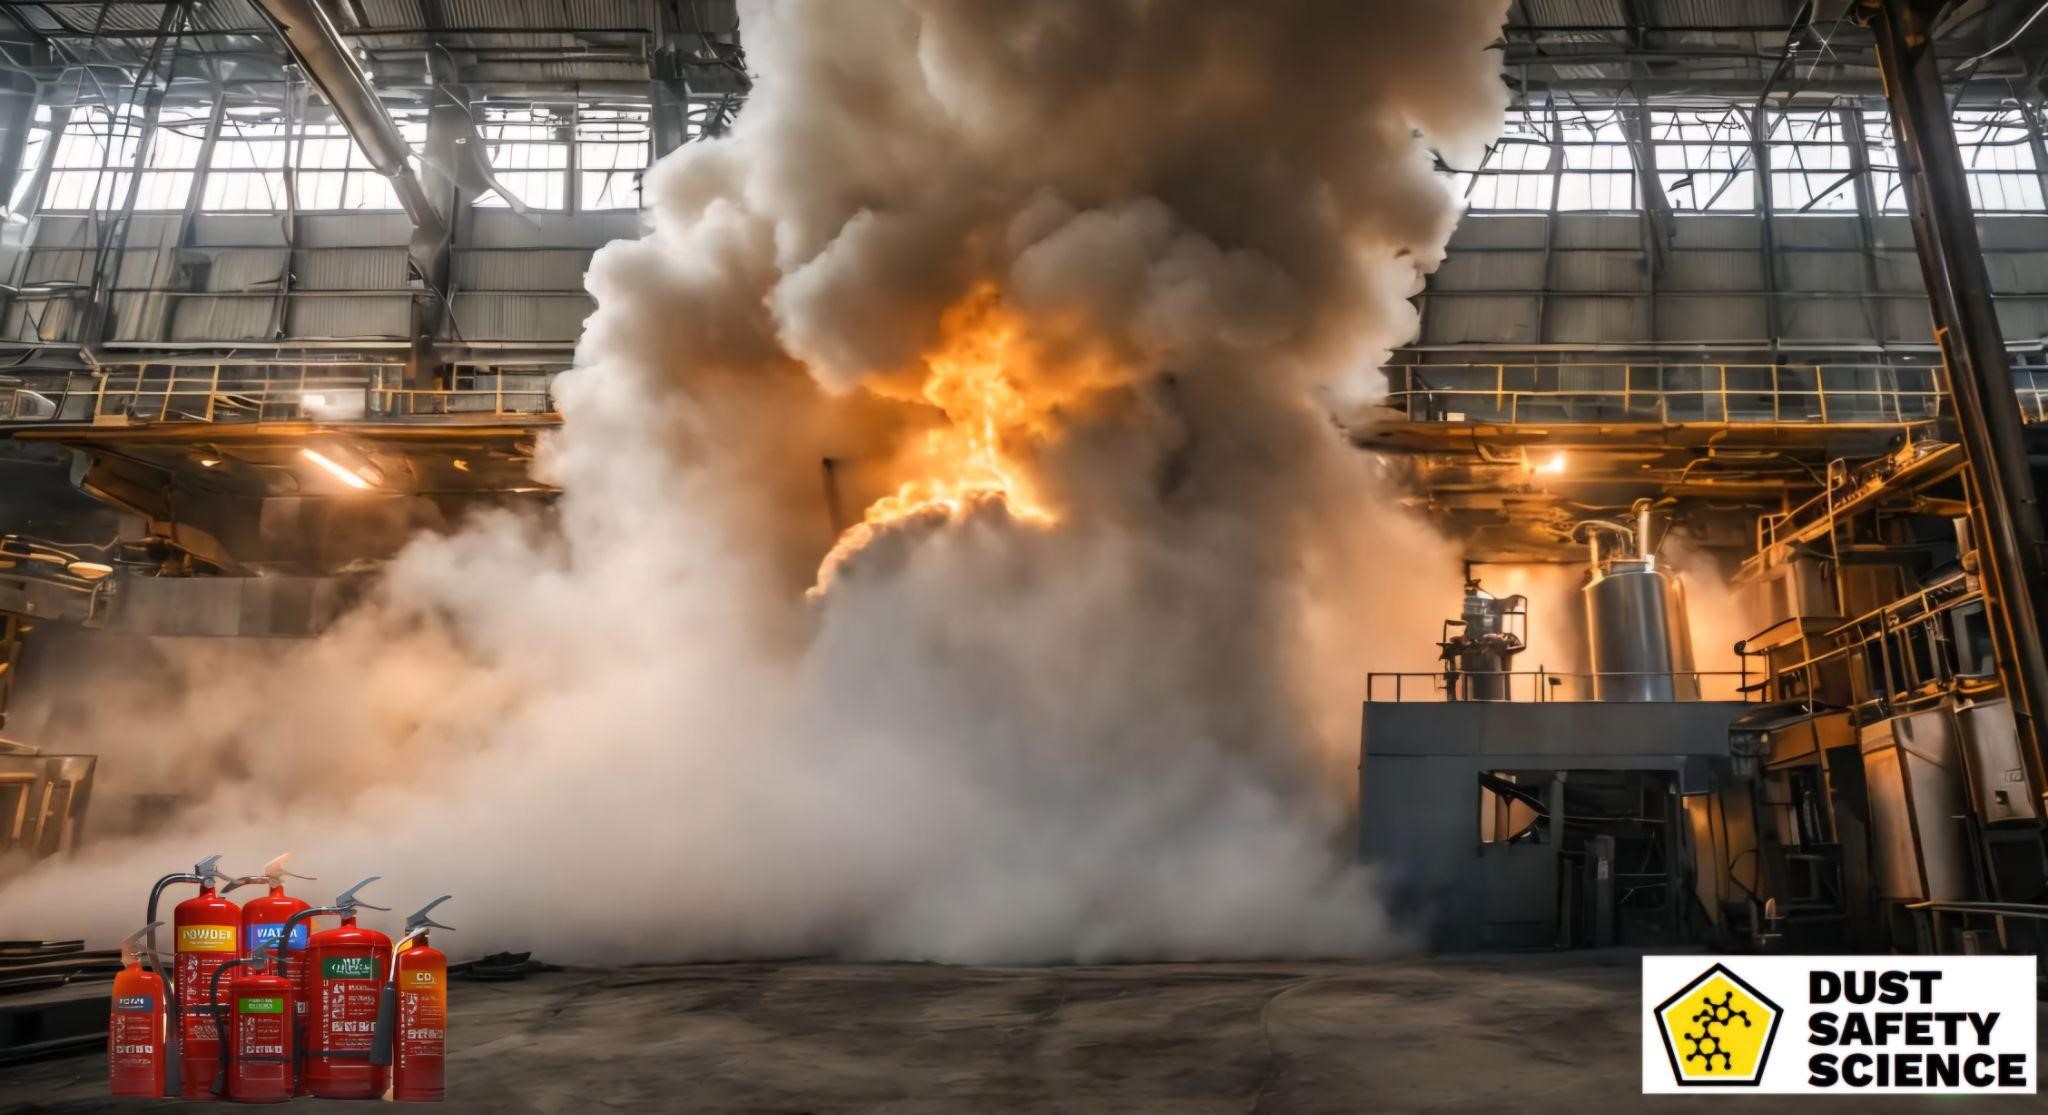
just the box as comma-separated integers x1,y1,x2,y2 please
250,0,445,246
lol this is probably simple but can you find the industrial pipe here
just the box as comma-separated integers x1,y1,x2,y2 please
249,0,444,244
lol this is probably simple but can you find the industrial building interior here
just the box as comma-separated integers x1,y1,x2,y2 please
3,0,2048,1109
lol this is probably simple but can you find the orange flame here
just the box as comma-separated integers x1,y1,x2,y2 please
812,289,1059,593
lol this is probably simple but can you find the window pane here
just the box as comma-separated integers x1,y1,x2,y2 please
202,171,286,211
474,104,570,210
42,169,131,211
1559,171,1634,210
1956,110,2043,212
7,125,51,213
1468,172,1552,210
134,170,192,210
576,105,649,210
1767,111,1854,212
1652,108,1756,211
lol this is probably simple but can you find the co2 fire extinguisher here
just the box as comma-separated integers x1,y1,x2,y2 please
372,896,454,1103
205,935,298,1104
278,877,392,1100
108,922,168,1098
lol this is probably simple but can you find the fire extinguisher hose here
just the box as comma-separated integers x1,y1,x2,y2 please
207,956,258,1097
370,895,451,1067
144,855,224,1097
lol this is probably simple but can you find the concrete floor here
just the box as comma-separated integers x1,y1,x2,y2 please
4,952,2044,1112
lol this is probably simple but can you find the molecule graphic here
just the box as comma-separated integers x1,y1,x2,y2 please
1681,991,1752,1072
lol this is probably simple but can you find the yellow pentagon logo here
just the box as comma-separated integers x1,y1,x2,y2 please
1653,963,1783,1086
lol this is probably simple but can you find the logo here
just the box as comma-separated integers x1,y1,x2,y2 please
176,924,236,953
322,955,378,980
1653,963,1783,1086
1644,956,2035,1094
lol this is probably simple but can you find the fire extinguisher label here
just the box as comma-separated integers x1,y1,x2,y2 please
176,925,236,952
237,1004,290,1057
115,995,155,1012
319,978,383,1052
110,1010,158,1059
174,949,236,1039
249,922,310,953
321,956,378,980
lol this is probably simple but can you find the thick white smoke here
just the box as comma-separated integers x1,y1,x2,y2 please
0,0,1507,963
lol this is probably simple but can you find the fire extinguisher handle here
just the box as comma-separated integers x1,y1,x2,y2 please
403,895,455,935
368,983,398,1067
194,854,233,888
332,875,390,913
221,874,270,896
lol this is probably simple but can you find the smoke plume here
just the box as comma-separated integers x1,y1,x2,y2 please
0,0,1507,963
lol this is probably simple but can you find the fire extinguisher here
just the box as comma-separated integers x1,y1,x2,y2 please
142,853,225,1097
372,896,454,1103
205,933,297,1104
108,921,168,1098
285,877,393,1100
225,854,316,1000
154,854,241,1100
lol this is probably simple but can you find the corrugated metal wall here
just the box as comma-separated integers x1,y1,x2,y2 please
3,192,2035,361
1419,212,2048,352
0,204,640,353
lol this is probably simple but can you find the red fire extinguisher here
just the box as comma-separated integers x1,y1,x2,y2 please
108,921,168,1098
205,936,298,1104
226,854,316,1001
372,896,454,1103
170,855,241,1100
143,852,227,1097
294,877,393,1100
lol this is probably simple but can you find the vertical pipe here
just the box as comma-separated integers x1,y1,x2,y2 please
1866,0,2048,807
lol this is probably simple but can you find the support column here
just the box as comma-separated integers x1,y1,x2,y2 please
1866,0,2048,801
0,613,23,736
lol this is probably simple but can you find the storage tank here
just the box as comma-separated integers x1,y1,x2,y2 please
1579,501,1699,702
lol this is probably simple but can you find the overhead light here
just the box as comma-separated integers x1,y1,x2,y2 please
302,447,375,491
452,458,469,472
199,457,220,468
1535,452,1568,475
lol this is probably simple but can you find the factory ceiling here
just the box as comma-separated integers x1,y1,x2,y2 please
1508,1,2048,103
0,1,746,110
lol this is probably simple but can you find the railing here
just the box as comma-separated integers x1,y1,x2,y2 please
1752,439,1956,558
1366,669,1758,703
0,742,95,862
0,361,559,428
1907,900,2048,958
1381,362,2048,426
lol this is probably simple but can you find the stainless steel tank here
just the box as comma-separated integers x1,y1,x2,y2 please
1584,559,1698,700
1579,501,1699,701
